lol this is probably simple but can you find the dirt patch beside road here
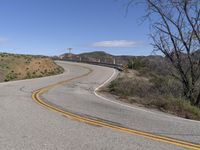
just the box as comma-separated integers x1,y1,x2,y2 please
0,53,64,82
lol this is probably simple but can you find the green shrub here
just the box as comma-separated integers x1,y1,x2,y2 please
128,58,146,70
4,72,18,81
150,75,183,98
109,77,152,98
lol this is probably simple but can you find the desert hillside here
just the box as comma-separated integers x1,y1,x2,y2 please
0,53,64,82
58,51,164,66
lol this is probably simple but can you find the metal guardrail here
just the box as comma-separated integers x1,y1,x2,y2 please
54,58,123,71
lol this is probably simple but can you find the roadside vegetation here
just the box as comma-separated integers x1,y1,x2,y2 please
105,0,200,120
107,57,200,120
0,53,64,82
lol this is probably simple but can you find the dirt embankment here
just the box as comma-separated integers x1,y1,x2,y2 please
104,69,200,121
0,53,64,82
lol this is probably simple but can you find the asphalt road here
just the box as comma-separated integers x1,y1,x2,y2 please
0,61,200,150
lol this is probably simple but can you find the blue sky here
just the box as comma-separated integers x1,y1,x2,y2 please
0,0,153,56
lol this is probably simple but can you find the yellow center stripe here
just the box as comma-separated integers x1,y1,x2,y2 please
32,64,200,150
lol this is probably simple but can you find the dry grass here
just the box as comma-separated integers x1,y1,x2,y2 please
0,53,64,82
108,70,200,120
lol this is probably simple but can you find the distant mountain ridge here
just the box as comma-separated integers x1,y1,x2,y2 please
58,51,163,65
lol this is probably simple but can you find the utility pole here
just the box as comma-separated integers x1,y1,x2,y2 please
67,48,73,54
113,58,116,65
67,48,73,60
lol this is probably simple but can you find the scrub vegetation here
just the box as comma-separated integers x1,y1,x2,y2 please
107,58,200,120
106,0,200,120
0,53,64,82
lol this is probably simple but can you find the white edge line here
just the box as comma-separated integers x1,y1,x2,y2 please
94,68,200,124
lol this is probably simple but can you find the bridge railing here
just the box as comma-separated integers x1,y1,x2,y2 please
54,58,123,71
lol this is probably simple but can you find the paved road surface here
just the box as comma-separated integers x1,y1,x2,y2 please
0,61,200,150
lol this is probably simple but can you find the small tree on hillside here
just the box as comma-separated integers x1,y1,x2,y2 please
127,0,200,106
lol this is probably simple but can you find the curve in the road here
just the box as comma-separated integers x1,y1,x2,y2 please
32,63,200,150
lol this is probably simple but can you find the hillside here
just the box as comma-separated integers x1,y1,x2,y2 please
59,51,114,63
0,53,64,82
58,51,164,66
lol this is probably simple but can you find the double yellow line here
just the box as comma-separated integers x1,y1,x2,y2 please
32,64,200,150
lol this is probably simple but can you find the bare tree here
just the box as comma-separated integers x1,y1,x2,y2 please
127,0,200,106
